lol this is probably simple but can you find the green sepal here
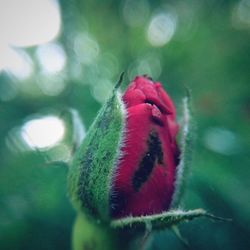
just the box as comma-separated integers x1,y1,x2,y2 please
171,90,195,208
68,74,126,221
111,209,229,230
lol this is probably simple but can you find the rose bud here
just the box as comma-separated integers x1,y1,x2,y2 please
110,75,180,218
68,73,217,231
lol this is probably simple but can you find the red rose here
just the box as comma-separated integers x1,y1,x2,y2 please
68,73,223,250
110,75,180,218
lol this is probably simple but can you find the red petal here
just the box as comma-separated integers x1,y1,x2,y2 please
110,76,180,218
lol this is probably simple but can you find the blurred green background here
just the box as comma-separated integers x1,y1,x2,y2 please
0,0,250,249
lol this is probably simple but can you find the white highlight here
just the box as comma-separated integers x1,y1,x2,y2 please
0,45,33,79
0,0,61,47
21,115,65,149
0,0,61,78
36,42,66,74
147,12,177,47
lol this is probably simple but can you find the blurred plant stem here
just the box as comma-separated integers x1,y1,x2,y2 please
72,212,147,250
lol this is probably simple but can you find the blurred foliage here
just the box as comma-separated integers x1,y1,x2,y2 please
0,0,250,249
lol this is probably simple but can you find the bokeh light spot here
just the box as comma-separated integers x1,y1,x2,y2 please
0,0,61,47
74,33,100,65
147,12,177,47
203,127,242,155
21,115,65,149
232,0,250,29
91,79,113,103
36,75,66,96
0,45,33,80
36,42,66,74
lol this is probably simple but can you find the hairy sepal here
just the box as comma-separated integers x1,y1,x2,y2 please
170,91,194,208
111,209,227,230
68,83,126,221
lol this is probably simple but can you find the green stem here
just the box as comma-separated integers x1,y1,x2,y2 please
72,212,144,250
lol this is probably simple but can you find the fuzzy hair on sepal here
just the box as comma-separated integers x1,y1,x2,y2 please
170,90,194,208
110,208,230,230
68,76,126,221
